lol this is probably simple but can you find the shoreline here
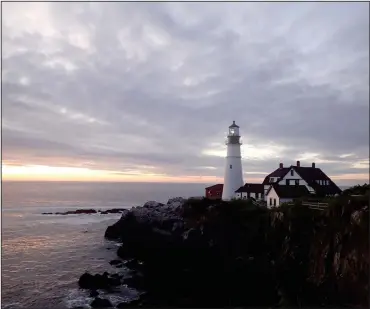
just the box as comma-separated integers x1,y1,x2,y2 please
77,194,369,308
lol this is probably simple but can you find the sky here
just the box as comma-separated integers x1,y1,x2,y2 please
2,2,369,185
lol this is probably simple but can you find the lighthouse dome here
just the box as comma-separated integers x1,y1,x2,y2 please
229,120,239,128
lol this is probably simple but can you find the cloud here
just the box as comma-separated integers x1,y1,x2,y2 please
2,2,369,185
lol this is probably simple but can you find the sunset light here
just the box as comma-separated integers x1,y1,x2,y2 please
2,163,224,183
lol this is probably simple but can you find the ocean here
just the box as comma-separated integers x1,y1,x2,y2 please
1,181,208,309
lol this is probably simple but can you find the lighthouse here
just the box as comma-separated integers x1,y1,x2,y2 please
222,121,244,200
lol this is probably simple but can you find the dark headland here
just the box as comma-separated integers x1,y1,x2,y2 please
78,184,369,308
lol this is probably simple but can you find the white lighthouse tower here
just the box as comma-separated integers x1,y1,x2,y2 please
222,121,244,200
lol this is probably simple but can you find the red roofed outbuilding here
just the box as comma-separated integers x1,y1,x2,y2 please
205,184,223,200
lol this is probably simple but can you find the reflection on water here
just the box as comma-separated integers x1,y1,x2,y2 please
2,181,207,309
2,210,124,309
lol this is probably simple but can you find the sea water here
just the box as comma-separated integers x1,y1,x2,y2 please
2,181,207,309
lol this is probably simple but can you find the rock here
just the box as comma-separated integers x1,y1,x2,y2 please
79,272,95,289
167,197,186,205
78,272,121,290
106,208,127,214
109,273,122,280
90,297,113,308
89,290,99,297
104,224,122,240
124,275,148,290
117,246,133,260
45,208,128,216
124,259,144,270
109,259,122,266
75,209,97,214
85,190,370,308
167,197,186,210
116,299,142,308
143,201,164,208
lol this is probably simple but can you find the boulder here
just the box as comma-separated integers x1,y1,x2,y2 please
78,272,95,289
89,290,99,297
78,272,121,290
143,201,163,208
167,197,186,205
90,297,113,308
167,197,186,210
44,208,129,216
109,259,122,266
106,208,127,214
116,299,142,308
75,209,97,214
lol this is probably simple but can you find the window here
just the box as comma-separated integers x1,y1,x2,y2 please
270,177,274,183
273,199,276,206
270,198,272,206
286,179,290,185
295,180,299,185
290,170,294,176
327,180,329,185
256,193,259,199
230,164,232,169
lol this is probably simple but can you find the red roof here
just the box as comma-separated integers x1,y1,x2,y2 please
205,184,223,190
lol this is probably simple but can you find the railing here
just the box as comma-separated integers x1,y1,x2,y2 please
287,202,329,210
303,202,328,210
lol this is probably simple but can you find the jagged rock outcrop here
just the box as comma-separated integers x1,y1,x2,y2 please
104,198,184,241
268,196,369,307
42,208,127,215
99,194,369,308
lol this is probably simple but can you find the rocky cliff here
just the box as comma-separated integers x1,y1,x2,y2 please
91,194,368,308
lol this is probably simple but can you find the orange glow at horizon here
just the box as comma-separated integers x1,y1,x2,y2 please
2,164,224,183
2,163,368,184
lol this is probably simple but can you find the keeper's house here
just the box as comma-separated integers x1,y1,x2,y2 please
262,161,342,207
205,161,342,207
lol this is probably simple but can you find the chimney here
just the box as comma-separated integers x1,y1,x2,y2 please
296,160,300,167
279,163,283,169
312,162,316,168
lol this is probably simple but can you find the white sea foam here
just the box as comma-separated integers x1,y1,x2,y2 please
62,214,122,225
65,288,92,308
2,302,23,309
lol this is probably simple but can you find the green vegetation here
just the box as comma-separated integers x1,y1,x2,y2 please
342,183,369,196
104,184,369,308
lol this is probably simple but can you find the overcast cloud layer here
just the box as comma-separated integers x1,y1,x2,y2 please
2,2,369,185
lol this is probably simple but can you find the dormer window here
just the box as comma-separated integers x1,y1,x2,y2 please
270,177,275,182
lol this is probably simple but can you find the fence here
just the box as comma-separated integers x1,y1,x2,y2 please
287,202,329,211
302,202,328,210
